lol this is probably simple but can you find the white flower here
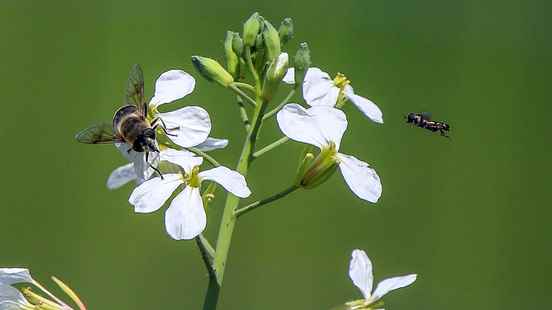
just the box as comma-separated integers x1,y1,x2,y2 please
349,249,417,307
128,149,251,240
110,69,223,188
0,268,34,309
107,137,229,190
283,67,383,124
277,104,382,202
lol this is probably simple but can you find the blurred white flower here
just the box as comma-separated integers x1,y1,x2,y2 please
128,149,251,240
283,67,383,123
348,249,417,308
0,268,34,310
277,104,382,202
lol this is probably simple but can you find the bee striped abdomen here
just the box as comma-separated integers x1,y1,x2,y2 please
113,105,149,144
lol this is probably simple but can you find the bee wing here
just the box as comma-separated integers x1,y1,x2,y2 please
125,64,146,117
75,123,120,144
420,112,432,120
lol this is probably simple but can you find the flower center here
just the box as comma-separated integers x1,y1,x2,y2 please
333,72,351,91
185,166,201,188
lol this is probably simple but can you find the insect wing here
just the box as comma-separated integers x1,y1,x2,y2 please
75,123,118,144
125,64,146,116
420,112,432,120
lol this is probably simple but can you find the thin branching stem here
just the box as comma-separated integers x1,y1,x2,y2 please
186,147,221,167
263,88,295,121
229,84,257,108
196,234,216,277
234,184,300,217
236,95,251,131
232,81,256,94
251,136,289,160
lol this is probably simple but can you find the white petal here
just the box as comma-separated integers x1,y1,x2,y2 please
128,174,182,213
160,148,203,173
195,137,228,152
372,274,417,300
165,186,206,240
107,163,137,190
337,153,382,203
349,250,373,299
115,143,159,184
159,106,211,148
199,166,251,198
0,269,33,285
282,67,295,84
344,85,383,124
276,104,347,149
150,70,195,107
303,67,339,106
0,284,29,309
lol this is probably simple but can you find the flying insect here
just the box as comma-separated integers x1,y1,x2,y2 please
75,64,171,176
405,112,450,137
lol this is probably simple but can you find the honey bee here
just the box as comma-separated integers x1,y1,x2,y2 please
405,112,450,137
75,64,171,176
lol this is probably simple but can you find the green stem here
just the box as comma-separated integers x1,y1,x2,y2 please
195,234,215,276
234,184,300,218
186,147,221,167
262,89,295,120
236,95,251,131
251,136,289,160
229,84,257,108
202,47,267,309
232,81,256,94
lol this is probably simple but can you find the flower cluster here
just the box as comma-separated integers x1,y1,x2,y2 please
70,11,419,309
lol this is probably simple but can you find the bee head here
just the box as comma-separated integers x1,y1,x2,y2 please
143,128,159,152
405,112,416,123
133,128,159,153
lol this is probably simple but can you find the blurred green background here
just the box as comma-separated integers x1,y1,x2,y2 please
1,0,550,309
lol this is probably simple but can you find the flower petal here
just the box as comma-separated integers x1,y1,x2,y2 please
199,166,251,198
115,143,159,184
349,250,373,299
344,85,383,124
195,137,228,152
277,104,347,149
128,174,182,213
0,269,33,285
337,153,382,203
107,163,137,190
282,67,295,84
165,186,206,240
0,284,29,308
150,70,195,107
160,148,203,173
159,106,211,148
303,67,339,106
372,274,417,301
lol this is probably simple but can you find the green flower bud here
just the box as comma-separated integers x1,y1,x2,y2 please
294,42,311,71
232,32,244,57
300,143,339,189
262,52,289,101
262,20,281,62
243,12,262,47
191,56,234,87
278,18,294,45
224,31,239,78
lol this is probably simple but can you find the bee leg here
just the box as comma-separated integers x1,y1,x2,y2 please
153,118,178,137
146,151,164,180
